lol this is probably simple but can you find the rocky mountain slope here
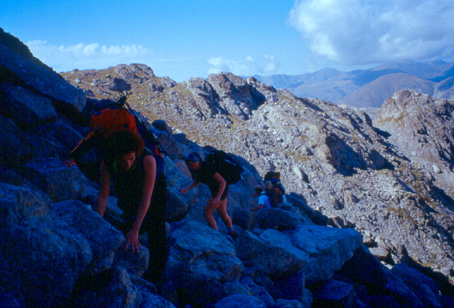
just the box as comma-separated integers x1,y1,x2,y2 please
2,29,454,307
255,60,454,108
62,61,454,282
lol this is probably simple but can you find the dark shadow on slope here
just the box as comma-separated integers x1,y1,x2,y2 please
287,192,328,226
326,134,367,176
432,186,454,212
374,127,391,139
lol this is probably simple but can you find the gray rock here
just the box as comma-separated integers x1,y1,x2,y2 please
164,220,244,307
234,227,303,280
392,263,442,308
0,184,92,308
72,267,145,308
52,200,124,261
383,268,425,307
239,277,275,307
337,244,387,287
0,115,35,166
260,225,362,283
0,84,57,128
273,298,309,308
0,44,86,115
311,280,356,308
0,182,51,222
19,158,88,202
214,294,266,308
274,271,311,302
255,207,300,230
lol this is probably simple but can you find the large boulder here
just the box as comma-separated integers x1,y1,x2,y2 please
259,225,362,283
234,227,304,280
214,294,266,308
392,263,442,308
52,200,125,262
0,183,92,307
255,207,300,230
0,115,35,166
19,158,88,202
0,44,86,116
71,266,175,308
164,220,244,307
0,84,57,128
311,280,356,308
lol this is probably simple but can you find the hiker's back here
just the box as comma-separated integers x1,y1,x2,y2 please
90,104,138,141
205,150,243,184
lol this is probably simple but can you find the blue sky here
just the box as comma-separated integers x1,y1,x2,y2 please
2,0,454,82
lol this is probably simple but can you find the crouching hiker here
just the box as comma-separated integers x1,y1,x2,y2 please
250,185,272,212
181,152,236,237
95,130,167,283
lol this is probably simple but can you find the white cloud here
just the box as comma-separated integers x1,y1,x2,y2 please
289,0,454,65
26,40,151,72
207,55,278,76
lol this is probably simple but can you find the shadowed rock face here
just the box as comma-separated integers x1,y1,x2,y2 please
2,29,454,307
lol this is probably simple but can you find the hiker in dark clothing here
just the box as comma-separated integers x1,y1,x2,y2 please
96,130,167,283
265,180,283,207
181,152,235,237
63,99,139,182
271,172,286,195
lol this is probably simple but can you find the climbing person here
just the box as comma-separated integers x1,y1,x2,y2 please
95,129,167,283
63,97,139,181
250,185,272,212
265,180,283,207
181,152,236,237
271,171,287,203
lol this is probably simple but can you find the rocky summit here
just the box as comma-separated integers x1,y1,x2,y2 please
2,28,454,307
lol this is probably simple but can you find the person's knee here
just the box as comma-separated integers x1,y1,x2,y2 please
204,207,214,219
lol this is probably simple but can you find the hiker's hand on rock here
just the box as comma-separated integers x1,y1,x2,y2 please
63,158,77,167
125,229,141,253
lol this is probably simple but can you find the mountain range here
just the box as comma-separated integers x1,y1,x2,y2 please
254,60,454,108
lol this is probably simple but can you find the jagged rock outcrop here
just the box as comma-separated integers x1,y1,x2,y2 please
2,29,454,307
375,89,454,197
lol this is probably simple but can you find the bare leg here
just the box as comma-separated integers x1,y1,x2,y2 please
204,197,219,230
217,199,233,229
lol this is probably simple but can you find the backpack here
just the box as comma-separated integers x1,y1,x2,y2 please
266,188,282,207
90,104,139,139
205,150,243,184
91,98,165,178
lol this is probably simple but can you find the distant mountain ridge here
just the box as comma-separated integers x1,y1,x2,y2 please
254,60,454,108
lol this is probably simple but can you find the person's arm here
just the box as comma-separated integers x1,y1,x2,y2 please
250,204,264,212
125,155,157,253
211,172,227,205
64,131,96,167
181,180,200,194
96,161,110,217
251,194,265,211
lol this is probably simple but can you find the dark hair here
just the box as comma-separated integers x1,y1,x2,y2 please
254,185,263,194
264,171,275,182
103,130,144,163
